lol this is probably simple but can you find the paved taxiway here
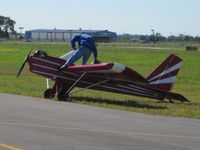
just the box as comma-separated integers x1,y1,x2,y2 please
0,93,199,150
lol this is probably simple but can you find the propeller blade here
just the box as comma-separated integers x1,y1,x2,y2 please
16,49,33,77
16,56,28,77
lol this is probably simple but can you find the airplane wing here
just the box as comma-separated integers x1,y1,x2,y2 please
67,63,148,83
28,51,148,84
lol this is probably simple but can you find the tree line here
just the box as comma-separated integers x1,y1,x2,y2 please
0,15,16,38
118,33,200,43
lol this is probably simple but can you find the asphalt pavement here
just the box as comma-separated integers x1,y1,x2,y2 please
0,93,199,150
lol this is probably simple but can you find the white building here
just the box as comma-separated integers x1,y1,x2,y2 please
25,29,117,42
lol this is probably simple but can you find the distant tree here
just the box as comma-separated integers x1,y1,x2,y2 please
178,34,185,41
140,35,147,41
117,34,133,42
154,32,166,42
184,35,194,41
150,33,163,43
167,35,176,41
149,34,155,43
158,35,167,41
194,36,200,42
0,15,16,38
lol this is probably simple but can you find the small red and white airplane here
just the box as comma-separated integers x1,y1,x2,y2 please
17,50,188,102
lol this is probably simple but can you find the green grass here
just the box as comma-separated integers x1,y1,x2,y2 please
0,41,200,118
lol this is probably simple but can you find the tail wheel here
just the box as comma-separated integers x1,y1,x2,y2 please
44,88,54,99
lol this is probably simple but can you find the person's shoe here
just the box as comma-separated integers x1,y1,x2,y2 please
58,65,66,72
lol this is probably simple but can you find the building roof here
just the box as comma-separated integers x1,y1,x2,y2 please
26,29,113,33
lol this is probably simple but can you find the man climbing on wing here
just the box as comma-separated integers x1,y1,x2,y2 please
59,34,98,71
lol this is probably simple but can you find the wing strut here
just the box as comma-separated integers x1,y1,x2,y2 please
63,72,87,97
69,79,110,96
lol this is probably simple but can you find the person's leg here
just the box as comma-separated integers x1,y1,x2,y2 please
59,50,75,60
82,47,92,65
64,47,84,66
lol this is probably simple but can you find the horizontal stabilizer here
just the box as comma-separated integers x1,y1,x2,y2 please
166,92,189,102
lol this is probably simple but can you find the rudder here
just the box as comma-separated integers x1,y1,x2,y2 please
146,54,183,91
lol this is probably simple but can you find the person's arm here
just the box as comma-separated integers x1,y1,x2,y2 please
90,39,97,59
71,35,79,50
91,44,100,64
92,46,97,60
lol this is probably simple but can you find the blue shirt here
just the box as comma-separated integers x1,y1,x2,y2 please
71,34,97,59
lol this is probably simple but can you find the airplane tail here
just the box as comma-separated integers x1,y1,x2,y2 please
146,54,183,92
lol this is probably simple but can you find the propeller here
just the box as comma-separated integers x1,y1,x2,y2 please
16,49,32,77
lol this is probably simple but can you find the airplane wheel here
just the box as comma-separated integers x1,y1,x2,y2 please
57,93,69,101
44,88,54,99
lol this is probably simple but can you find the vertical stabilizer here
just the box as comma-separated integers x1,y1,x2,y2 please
146,54,183,91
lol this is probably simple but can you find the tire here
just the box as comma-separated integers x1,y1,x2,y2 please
44,88,54,99
57,85,72,102
57,93,69,101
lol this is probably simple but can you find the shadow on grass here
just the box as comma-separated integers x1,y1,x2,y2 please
70,96,167,110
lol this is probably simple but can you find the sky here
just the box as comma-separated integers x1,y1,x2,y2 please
1,0,200,36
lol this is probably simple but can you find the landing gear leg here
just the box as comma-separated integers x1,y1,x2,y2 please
43,79,60,100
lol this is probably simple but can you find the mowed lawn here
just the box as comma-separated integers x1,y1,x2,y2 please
0,42,200,118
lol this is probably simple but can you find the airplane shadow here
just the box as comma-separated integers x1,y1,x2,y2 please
70,96,167,110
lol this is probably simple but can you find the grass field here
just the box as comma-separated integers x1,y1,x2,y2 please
0,41,200,118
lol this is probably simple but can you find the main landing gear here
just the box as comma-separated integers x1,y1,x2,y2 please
44,81,70,101
43,88,70,101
